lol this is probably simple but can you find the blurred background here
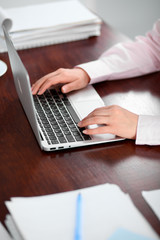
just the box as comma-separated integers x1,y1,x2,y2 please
0,0,159,39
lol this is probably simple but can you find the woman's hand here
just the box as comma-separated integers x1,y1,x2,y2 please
78,105,138,139
32,68,90,95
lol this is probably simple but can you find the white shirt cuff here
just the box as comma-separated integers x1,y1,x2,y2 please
136,115,160,145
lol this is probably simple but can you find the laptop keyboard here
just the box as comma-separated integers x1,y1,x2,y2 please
33,89,91,145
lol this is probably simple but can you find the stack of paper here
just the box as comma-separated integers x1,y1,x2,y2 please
0,0,102,52
4,184,159,240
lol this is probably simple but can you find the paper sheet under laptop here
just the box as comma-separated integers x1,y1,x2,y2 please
5,184,159,240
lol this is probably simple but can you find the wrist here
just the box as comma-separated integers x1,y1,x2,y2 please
74,67,91,84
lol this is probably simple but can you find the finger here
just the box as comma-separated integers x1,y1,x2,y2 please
32,70,63,94
32,72,72,95
38,73,76,94
80,107,111,123
78,116,109,127
83,107,110,119
61,80,84,93
83,126,112,135
35,76,60,95
32,77,48,94
32,74,55,94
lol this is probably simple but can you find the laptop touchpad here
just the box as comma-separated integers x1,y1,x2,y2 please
67,85,104,120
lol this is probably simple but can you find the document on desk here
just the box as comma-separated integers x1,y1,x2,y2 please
0,222,12,240
0,0,102,52
5,184,159,240
108,227,157,240
142,189,160,221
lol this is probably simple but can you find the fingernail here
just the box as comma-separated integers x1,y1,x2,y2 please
62,86,66,93
83,130,87,134
78,122,81,127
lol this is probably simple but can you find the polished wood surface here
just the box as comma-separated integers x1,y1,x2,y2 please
0,23,160,236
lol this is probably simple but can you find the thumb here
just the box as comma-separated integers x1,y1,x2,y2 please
61,80,82,93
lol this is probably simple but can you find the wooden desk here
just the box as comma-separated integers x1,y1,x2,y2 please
0,23,160,236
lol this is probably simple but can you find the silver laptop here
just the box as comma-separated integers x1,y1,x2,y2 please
3,26,123,151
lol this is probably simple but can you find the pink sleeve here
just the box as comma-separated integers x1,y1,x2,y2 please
77,19,160,85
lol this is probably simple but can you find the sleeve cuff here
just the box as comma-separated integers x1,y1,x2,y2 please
77,59,111,85
136,115,160,145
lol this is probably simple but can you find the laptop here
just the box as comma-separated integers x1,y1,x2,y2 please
3,26,123,151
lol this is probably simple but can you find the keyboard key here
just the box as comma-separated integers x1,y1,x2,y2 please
45,128,52,133
70,127,78,132
73,131,81,136
41,119,49,124
64,104,80,124
48,132,55,136
56,132,64,137
59,137,67,143
49,135,57,140
82,134,91,140
51,140,59,144
55,129,62,133
66,134,75,142
52,124,60,130
75,135,83,141
63,130,70,135
60,124,68,129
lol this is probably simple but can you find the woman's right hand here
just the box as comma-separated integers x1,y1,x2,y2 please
78,105,138,140
31,67,90,95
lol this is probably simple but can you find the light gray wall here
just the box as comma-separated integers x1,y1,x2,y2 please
81,0,160,39
1,0,159,39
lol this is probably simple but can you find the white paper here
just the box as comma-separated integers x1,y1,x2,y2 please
0,222,12,240
0,6,12,35
6,1,100,32
142,189,160,221
5,215,23,240
0,0,101,52
5,184,159,240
